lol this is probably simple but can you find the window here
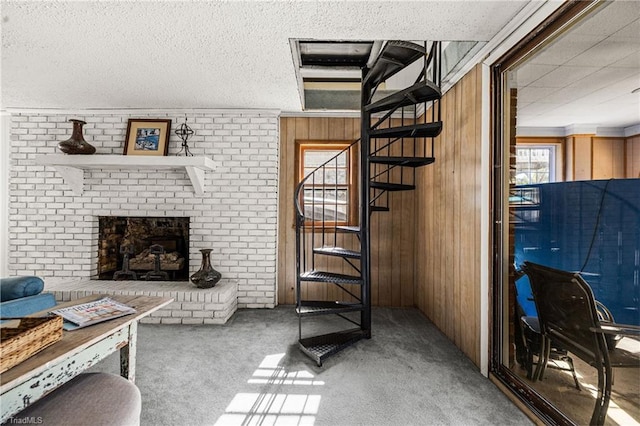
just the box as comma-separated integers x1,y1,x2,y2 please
515,145,556,184
297,141,356,225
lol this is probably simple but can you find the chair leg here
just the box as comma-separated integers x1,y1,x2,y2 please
563,356,581,391
591,361,611,426
520,331,536,380
540,338,550,380
525,346,534,380
611,368,615,386
533,336,550,381
532,338,543,381
590,368,603,425
597,363,613,425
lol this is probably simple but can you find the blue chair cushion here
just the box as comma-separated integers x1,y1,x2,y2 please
0,276,45,302
515,275,538,317
0,293,57,318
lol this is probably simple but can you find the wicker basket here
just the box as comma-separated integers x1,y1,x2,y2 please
0,316,63,373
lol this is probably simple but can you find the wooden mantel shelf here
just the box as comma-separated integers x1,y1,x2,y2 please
34,154,216,196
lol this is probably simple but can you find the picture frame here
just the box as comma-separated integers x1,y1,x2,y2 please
123,119,172,156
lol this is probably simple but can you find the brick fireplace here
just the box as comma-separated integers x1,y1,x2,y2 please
7,109,280,322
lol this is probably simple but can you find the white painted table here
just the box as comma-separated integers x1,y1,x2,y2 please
0,294,172,422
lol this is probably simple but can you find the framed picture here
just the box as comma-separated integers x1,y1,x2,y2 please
123,119,172,156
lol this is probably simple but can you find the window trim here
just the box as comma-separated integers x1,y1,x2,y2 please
296,140,359,228
515,144,559,184
516,137,564,183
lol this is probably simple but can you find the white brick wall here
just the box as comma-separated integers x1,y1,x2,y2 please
8,110,279,308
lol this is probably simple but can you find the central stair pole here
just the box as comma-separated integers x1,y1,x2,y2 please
361,68,372,338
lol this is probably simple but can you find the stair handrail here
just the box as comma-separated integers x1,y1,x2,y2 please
294,138,361,221
370,41,441,134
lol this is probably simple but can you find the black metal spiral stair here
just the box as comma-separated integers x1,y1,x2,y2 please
294,41,443,366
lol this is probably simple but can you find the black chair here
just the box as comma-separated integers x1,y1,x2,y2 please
514,271,580,389
522,261,640,425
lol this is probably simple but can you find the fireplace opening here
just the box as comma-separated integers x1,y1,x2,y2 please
98,216,190,281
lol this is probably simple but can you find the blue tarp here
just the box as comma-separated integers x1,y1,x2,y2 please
513,179,640,325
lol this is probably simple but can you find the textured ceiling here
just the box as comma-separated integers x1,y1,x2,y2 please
515,1,640,130
1,0,532,111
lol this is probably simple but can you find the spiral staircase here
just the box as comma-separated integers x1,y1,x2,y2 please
294,41,443,366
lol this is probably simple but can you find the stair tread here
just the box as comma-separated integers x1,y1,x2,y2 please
365,80,441,113
314,246,361,259
300,270,363,285
370,205,389,212
369,156,435,167
336,225,360,233
299,328,366,366
370,182,416,191
370,122,442,139
297,301,365,316
364,41,425,89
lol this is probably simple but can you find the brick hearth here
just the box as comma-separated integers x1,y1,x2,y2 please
45,278,238,324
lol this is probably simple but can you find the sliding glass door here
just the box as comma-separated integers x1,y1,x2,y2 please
491,1,640,424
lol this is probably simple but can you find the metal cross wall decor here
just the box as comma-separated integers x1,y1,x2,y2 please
175,117,194,156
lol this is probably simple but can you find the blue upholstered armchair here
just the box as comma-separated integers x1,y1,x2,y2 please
0,276,57,318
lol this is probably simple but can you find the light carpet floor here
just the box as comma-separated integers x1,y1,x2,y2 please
92,306,532,426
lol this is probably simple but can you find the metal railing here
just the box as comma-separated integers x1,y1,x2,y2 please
295,139,360,275
369,41,442,211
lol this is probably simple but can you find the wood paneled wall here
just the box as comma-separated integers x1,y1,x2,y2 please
278,117,416,306
625,135,640,178
370,121,417,307
564,135,636,180
567,135,593,180
519,135,638,181
278,66,484,366
592,137,625,179
414,64,483,366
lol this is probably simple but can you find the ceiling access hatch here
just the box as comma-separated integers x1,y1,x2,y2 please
299,41,374,67
291,39,486,111
292,39,387,111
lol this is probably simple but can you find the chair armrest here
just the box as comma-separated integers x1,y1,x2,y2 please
590,323,640,336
